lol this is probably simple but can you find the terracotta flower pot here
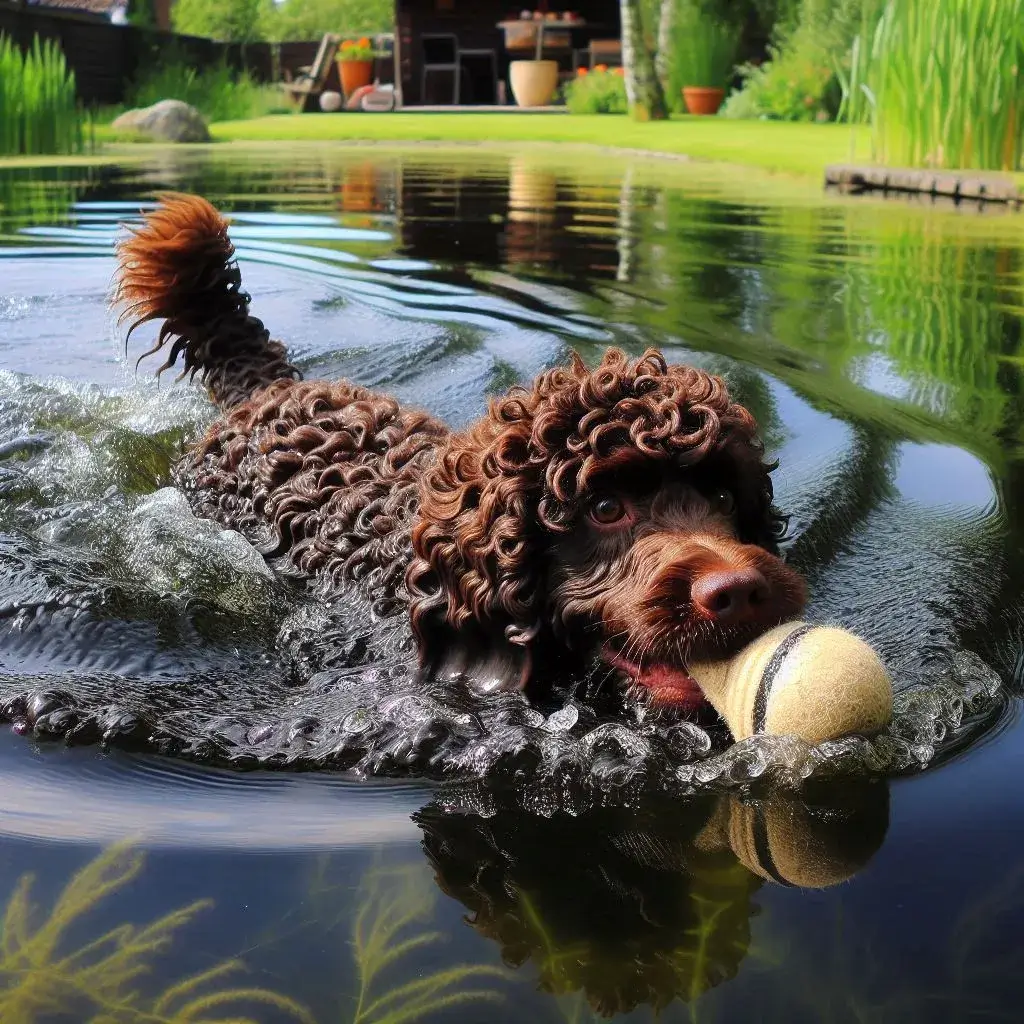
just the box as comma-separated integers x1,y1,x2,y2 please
339,59,374,98
682,86,726,116
509,60,559,108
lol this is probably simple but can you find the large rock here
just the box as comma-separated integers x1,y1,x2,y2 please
111,99,211,143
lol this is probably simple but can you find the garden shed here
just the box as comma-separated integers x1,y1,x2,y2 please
394,0,620,106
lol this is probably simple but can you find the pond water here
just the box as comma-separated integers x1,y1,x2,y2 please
0,143,1023,1022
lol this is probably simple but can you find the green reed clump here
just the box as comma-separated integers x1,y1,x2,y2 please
841,0,1024,169
0,34,85,156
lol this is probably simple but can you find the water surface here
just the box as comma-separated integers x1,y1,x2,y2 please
0,144,1022,1022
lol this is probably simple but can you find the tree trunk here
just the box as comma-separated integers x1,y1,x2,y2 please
616,165,637,282
655,0,676,95
620,0,668,121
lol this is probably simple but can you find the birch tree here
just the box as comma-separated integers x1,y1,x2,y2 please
655,0,677,96
620,0,669,121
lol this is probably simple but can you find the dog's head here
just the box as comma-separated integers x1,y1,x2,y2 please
407,348,806,703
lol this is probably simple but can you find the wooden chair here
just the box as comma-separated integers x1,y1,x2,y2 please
281,33,342,112
421,33,460,105
589,38,622,68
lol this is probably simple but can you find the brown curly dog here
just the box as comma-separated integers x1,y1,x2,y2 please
113,194,807,710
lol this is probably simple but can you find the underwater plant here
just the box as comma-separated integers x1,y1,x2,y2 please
347,859,508,1024
0,840,314,1024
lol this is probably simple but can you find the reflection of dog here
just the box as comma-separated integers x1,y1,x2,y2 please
114,195,805,706
417,786,889,1016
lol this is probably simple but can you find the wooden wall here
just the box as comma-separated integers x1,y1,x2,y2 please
0,1,326,106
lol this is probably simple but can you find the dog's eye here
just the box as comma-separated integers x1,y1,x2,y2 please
590,496,627,524
712,489,736,514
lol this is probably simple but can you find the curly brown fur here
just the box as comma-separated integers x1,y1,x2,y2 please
114,193,300,409
178,377,448,617
113,194,806,708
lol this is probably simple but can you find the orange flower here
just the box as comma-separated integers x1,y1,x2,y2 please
341,40,354,49
358,37,371,49
576,67,588,76
612,66,624,76
594,63,608,73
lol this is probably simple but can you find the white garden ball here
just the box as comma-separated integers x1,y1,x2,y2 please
319,91,343,113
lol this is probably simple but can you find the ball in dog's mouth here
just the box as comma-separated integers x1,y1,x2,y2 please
603,645,707,712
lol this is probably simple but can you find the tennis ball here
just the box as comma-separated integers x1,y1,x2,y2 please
689,622,893,744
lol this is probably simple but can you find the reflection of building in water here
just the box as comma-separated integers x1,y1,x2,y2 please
417,785,889,1017
396,157,641,283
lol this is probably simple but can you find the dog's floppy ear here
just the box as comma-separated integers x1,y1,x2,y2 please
406,396,549,694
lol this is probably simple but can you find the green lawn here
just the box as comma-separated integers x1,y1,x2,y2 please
206,113,872,179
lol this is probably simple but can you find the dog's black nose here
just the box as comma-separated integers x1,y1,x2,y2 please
691,569,770,624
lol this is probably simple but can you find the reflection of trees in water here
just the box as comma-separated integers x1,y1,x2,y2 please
841,214,1021,438
0,165,105,234
418,785,889,1019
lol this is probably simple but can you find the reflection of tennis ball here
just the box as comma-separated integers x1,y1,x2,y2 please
694,787,891,889
690,622,893,744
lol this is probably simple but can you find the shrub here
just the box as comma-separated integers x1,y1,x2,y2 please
840,0,1024,170
721,0,867,121
125,58,284,123
722,48,837,120
0,34,86,156
564,67,628,115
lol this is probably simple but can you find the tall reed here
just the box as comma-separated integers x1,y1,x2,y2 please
840,0,1024,170
0,34,85,157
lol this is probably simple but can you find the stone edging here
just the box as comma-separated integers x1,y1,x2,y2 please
825,164,1021,207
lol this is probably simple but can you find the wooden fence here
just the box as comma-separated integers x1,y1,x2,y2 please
0,2,323,106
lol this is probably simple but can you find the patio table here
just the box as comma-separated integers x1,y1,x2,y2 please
496,19,596,62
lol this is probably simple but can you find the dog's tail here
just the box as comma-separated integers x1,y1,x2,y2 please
113,193,301,410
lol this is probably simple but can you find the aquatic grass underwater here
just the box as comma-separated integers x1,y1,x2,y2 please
0,839,509,1024
348,860,507,1023
0,35,86,158
0,842,314,1024
841,0,1024,170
